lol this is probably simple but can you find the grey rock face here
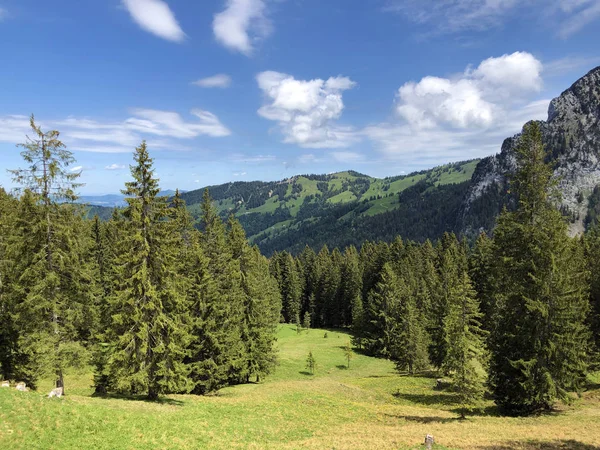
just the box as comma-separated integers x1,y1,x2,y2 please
462,66,600,236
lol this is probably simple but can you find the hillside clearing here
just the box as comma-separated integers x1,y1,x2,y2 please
1,326,599,450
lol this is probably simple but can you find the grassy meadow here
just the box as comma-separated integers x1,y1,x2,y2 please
1,325,599,450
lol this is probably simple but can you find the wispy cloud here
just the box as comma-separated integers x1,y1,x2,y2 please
544,55,600,76
256,71,359,148
122,0,186,42
213,0,272,55
385,0,600,38
230,153,276,163
331,152,365,163
0,108,231,153
105,164,127,170
0,8,7,21
192,74,232,88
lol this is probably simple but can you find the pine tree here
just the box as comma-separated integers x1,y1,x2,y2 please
584,226,600,362
490,122,591,415
341,246,363,327
303,311,311,330
7,116,93,393
106,142,190,400
443,272,487,419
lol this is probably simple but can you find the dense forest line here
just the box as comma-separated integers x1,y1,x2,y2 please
1,118,599,417
0,117,281,400
270,123,600,416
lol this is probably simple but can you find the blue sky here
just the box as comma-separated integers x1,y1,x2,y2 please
1,0,599,194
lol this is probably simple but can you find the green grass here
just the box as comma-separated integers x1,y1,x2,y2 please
2,326,599,450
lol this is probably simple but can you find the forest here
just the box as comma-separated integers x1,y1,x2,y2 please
1,117,599,419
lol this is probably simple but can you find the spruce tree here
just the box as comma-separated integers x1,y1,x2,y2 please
490,122,590,415
106,142,190,400
228,218,281,383
187,189,246,393
443,272,487,418
7,116,93,392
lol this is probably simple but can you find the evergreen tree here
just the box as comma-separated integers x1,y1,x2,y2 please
340,246,363,327
469,232,495,330
584,226,600,362
391,278,430,375
187,189,246,393
343,341,353,368
228,218,281,383
490,122,590,415
305,351,316,375
106,142,190,400
7,116,93,392
443,272,487,418
303,311,311,330
362,263,401,357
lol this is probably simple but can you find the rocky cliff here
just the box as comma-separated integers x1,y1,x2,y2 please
461,66,600,235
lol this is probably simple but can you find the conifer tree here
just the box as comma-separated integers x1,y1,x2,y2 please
584,226,600,360
7,116,93,392
469,232,495,329
391,278,430,375
341,246,363,327
490,122,590,415
363,263,401,357
187,189,246,393
443,272,487,418
228,218,281,382
106,142,190,400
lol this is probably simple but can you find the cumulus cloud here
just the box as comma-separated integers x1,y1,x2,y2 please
395,52,542,130
105,164,127,170
365,52,548,165
385,0,600,38
0,108,231,153
192,74,232,88
256,71,358,148
213,0,271,55
122,0,186,42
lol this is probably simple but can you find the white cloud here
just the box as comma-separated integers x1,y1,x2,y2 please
256,71,359,148
192,74,232,88
0,108,231,153
230,153,276,163
126,109,231,138
233,171,247,177
365,52,549,165
213,0,271,55
544,55,600,76
105,164,127,170
0,8,6,21
122,0,186,42
395,52,542,130
385,0,600,38
558,0,600,37
69,166,83,173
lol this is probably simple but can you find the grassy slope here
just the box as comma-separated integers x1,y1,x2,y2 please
2,325,598,450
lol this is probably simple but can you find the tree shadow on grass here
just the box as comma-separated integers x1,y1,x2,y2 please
393,391,460,407
93,392,185,406
336,365,348,370
476,440,600,449
299,371,313,376
385,413,458,424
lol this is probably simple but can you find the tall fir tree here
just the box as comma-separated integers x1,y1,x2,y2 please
106,142,190,400
490,122,590,415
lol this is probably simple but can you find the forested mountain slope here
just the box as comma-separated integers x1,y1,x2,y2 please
181,161,479,254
